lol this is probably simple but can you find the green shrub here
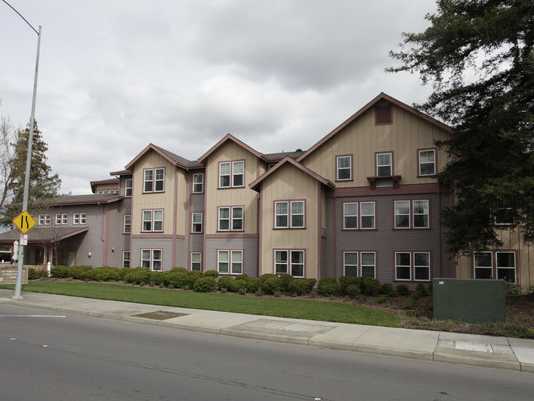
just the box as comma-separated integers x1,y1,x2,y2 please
261,277,281,295
381,283,395,296
51,266,70,278
93,267,122,282
193,276,217,292
239,276,259,293
148,271,169,287
288,278,316,295
276,274,293,293
317,278,340,297
165,271,202,289
28,268,47,280
345,284,361,298
218,276,238,292
396,284,411,296
414,283,430,298
361,278,381,296
339,276,362,296
203,270,219,278
170,267,188,273
123,269,151,285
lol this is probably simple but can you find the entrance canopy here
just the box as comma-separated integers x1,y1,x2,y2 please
0,227,88,245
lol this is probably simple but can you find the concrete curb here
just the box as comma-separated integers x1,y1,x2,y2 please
4,297,531,373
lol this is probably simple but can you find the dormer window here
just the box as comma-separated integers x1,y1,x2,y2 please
376,152,393,177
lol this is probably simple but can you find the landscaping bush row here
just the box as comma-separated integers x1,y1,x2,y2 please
318,276,430,298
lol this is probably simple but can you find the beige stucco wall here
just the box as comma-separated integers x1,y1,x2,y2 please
302,105,450,186
259,165,320,279
455,227,534,293
205,141,265,234
131,150,178,235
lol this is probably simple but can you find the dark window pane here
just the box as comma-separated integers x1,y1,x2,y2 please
155,181,164,191
337,168,351,180
496,252,515,268
497,269,515,283
232,219,243,230
475,268,492,279
361,266,375,278
220,176,230,187
291,265,304,277
361,216,374,229
345,266,358,277
414,267,430,281
396,266,411,280
276,215,288,228
420,163,435,176
395,215,410,228
292,215,304,228
219,220,229,230
344,216,358,229
233,174,244,187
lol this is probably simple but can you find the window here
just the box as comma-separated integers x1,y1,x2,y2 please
496,252,516,283
191,252,202,272
73,213,87,225
394,200,411,229
219,161,245,188
343,202,358,229
192,173,204,193
141,249,162,271
125,178,133,197
413,252,431,281
38,215,50,225
474,252,493,279
55,213,68,225
412,200,430,229
122,251,130,268
360,252,376,278
395,252,412,281
336,155,352,181
217,250,243,275
274,200,305,229
376,152,393,177
123,215,131,234
217,207,243,231
274,202,289,228
142,209,163,232
375,101,392,124
273,250,305,277
343,252,358,277
359,202,376,229
494,205,513,226
418,149,436,176
143,168,165,193
191,212,203,233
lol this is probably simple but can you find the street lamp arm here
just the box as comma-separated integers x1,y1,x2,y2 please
1,0,39,35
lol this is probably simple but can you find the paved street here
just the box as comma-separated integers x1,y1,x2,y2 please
0,303,533,401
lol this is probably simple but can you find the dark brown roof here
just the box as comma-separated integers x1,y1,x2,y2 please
297,92,453,162
109,169,132,176
90,178,119,193
36,194,123,207
249,157,334,191
124,143,202,171
198,133,266,163
263,150,305,163
0,227,88,244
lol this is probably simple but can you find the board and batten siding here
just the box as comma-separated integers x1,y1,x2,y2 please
302,105,449,186
259,164,321,279
205,141,265,235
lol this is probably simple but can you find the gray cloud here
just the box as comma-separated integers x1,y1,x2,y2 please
0,0,435,194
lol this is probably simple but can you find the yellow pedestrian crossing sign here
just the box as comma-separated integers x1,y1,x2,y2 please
12,211,36,235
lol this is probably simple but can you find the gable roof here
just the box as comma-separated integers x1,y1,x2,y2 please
198,133,266,163
35,194,123,207
124,143,202,171
263,149,305,163
249,157,334,192
297,92,453,162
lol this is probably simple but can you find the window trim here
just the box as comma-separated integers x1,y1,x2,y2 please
494,207,514,226
375,151,393,177
140,248,163,271
417,148,437,177
38,214,51,226
393,200,411,229
122,250,130,268
495,251,517,284
217,249,244,275
55,213,68,225
342,202,358,230
473,251,493,280
192,173,204,194
142,167,165,193
217,206,244,232
123,214,131,234
273,200,306,229
413,251,431,282
394,251,412,281
272,249,305,278
218,160,246,189
72,212,87,225
141,209,164,233
412,199,430,229
359,201,376,230
124,177,133,197
343,251,359,277
274,201,289,229
360,251,377,279
191,212,203,234
190,252,202,272
335,154,353,182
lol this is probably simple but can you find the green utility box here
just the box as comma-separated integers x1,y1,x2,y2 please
433,279,506,323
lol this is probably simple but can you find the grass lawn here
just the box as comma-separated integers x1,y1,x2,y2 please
3,280,401,327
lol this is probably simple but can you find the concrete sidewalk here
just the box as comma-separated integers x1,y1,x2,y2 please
1,289,533,373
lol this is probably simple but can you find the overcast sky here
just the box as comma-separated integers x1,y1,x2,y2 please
0,0,436,194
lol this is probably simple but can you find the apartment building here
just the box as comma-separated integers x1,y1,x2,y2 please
0,93,531,291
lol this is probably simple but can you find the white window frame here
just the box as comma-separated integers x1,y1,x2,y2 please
376,152,393,177
217,249,243,275
360,251,377,279
290,200,305,228
191,212,203,233
123,214,131,234
412,200,430,229
232,160,245,187
343,251,359,277
413,251,431,282
274,201,289,229
418,149,437,176
190,252,202,272
394,200,411,229
55,213,68,225
336,155,352,181
73,212,87,225
495,251,517,283
494,207,513,226
217,206,244,232
473,251,493,280
141,248,163,271
395,252,412,281
219,161,232,188
122,250,130,268
219,160,245,188
273,249,305,278
142,209,164,232
124,178,133,197
359,201,376,230
38,214,51,226
143,167,165,193
192,173,204,194
343,202,358,230
274,250,289,274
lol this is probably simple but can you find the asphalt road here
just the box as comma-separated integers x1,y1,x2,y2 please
0,303,533,401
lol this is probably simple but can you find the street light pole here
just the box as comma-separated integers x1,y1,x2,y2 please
1,0,42,299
